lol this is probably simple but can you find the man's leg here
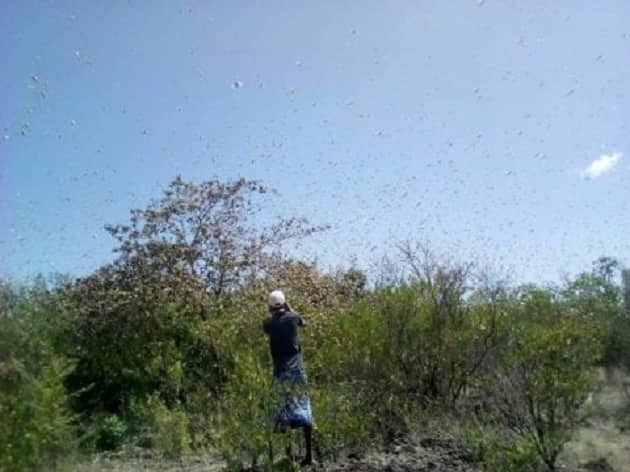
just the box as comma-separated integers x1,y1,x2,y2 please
300,425,313,466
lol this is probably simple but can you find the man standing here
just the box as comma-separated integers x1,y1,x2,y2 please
263,290,313,466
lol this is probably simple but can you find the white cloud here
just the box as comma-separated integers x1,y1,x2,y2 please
581,152,622,179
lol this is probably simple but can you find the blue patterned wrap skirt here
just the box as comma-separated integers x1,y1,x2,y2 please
272,368,313,428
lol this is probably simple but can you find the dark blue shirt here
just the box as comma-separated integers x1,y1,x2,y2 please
263,310,305,377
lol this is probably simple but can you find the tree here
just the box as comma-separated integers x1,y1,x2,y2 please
64,262,215,415
622,269,630,314
61,177,327,449
562,272,620,320
562,259,625,368
105,176,325,299
486,288,603,471
593,256,620,283
395,241,481,402
611,268,630,370
0,282,77,470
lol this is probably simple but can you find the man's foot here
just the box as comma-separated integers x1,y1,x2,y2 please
299,456,313,467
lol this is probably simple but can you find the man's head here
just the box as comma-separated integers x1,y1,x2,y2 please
268,289,286,311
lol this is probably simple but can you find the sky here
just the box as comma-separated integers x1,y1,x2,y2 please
1,0,629,284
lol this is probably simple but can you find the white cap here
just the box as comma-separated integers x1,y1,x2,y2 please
268,290,286,308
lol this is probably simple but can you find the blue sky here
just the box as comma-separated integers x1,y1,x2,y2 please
1,0,629,284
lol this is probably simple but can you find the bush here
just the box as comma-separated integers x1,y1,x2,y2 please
0,287,77,471
604,316,630,370
309,279,501,444
484,289,603,471
126,395,191,457
2,247,624,470
213,351,280,470
63,270,226,442
310,382,375,461
463,425,541,471
95,414,128,451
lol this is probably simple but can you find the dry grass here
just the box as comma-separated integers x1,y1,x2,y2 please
76,450,225,472
560,369,630,472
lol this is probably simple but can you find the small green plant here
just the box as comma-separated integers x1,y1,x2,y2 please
463,424,541,471
96,414,128,451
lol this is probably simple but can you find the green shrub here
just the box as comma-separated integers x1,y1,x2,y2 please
463,425,541,471
310,382,375,461
604,316,630,370
4,249,624,470
213,351,281,470
0,288,77,471
126,395,192,457
96,414,128,451
309,280,502,445
561,269,627,369
64,273,226,429
485,289,603,471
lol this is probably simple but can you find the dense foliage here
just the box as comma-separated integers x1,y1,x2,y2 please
1,178,629,471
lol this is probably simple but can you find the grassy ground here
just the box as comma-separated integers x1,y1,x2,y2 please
77,449,225,472
560,369,630,472
78,437,479,472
